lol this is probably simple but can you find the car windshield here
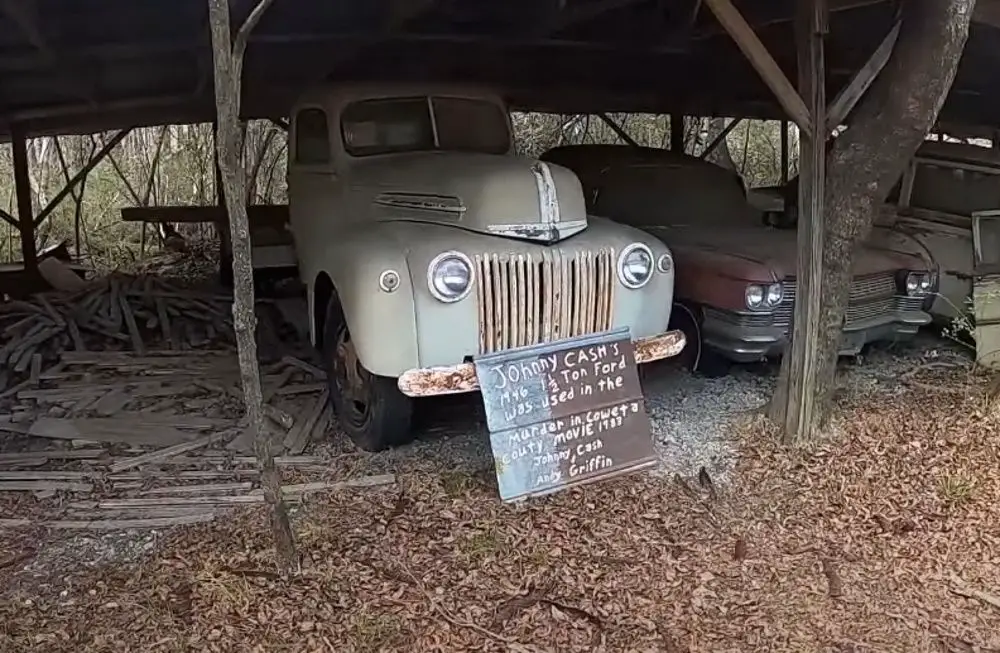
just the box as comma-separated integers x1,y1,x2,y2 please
341,96,510,157
592,163,758,229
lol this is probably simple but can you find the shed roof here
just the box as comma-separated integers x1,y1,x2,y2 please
0,0,998,138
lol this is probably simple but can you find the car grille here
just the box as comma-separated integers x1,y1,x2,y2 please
474,249,615,354
712,272,921,329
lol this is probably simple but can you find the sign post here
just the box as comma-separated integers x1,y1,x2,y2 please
474,327,657,502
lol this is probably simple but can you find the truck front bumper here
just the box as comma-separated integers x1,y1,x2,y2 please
702,309,931,364
396,330,686,398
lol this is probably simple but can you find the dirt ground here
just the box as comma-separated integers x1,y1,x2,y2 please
2,361,1000,652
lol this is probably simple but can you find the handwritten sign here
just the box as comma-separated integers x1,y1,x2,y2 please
474,327,656,502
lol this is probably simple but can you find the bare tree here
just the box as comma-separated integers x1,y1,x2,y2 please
207,0,297,574
770,0,976,438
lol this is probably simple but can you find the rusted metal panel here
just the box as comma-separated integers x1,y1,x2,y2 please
397,329,686,398
473,327,656,502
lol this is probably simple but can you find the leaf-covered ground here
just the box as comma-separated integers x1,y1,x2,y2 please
2,366,1000,652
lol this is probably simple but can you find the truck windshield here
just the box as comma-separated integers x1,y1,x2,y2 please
341,96,510,157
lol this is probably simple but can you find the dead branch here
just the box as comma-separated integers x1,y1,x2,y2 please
207,0,296,576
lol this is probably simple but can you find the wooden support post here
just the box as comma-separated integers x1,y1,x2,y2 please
703,0,812,132
781,119,790,184
783,0,827,442
207,0,297,574
11,124,36,271
671,115,685,152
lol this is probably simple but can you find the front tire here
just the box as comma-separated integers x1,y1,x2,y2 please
669,302,731,378
321,300,414,451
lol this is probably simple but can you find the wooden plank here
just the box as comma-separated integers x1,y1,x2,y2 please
0,449,106,463
28,417,200,447
0,480,93,492
826,21,900,129
108,430,235,473
0,471,91,480
280,355,326,380
138,481,253,496
283,388,329,455
42,514,218,529
703,0,812,131
273,382,326,396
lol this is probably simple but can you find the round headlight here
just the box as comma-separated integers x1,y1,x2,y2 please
618,243,654,289
657,253,673,274
765,283,783,307
905,274,920,294
428,251,474,302
745,284,765,309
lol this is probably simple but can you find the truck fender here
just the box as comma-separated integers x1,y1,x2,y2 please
309,248,420,379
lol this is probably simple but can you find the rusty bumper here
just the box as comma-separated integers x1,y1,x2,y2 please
396,329,686,398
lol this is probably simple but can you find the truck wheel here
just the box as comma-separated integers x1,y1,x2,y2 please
322,304,414,451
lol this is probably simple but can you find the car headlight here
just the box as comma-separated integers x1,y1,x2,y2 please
618,243,654,289
746,282,784,310
901,271,932,297
427,251,474,302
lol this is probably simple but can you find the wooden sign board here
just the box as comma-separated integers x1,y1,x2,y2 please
473,327,656,502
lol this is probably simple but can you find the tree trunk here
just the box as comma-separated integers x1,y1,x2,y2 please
207,0,296,574
770,0,976,436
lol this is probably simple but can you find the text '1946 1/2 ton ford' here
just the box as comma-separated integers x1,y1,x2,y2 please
286,84,686,451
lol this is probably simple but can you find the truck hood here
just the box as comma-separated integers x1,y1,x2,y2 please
348,151,589,244
646,224,924,279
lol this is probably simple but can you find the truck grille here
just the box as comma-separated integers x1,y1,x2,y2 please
474,249,615,354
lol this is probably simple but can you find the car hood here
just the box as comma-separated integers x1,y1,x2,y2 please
645,224,923,279
347,151,589,244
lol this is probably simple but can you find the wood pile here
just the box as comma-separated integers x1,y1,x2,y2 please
0,271,238,395
0,350,344,530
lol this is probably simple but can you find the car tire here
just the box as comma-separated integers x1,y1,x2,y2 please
321,299,414,451
669,302,731,378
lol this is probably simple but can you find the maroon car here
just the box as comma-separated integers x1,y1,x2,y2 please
542,144,935,375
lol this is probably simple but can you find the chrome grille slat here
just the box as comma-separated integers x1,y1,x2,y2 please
475,249,615,354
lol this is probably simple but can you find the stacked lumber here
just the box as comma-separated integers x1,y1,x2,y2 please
0,272,237,395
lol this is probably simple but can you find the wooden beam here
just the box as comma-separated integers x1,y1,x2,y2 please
11,124,36,270
698,118,742,159
826,21,899,130
702,0,812,132
33,128,131,228
597,113,639,147
670,114,685,152
783,0,827,442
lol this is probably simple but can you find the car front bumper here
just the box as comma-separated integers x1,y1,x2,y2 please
702,309,931,364
396,329,686,398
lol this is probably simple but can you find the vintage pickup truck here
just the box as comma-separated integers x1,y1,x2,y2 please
541,144,935,375
261,84,683,450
